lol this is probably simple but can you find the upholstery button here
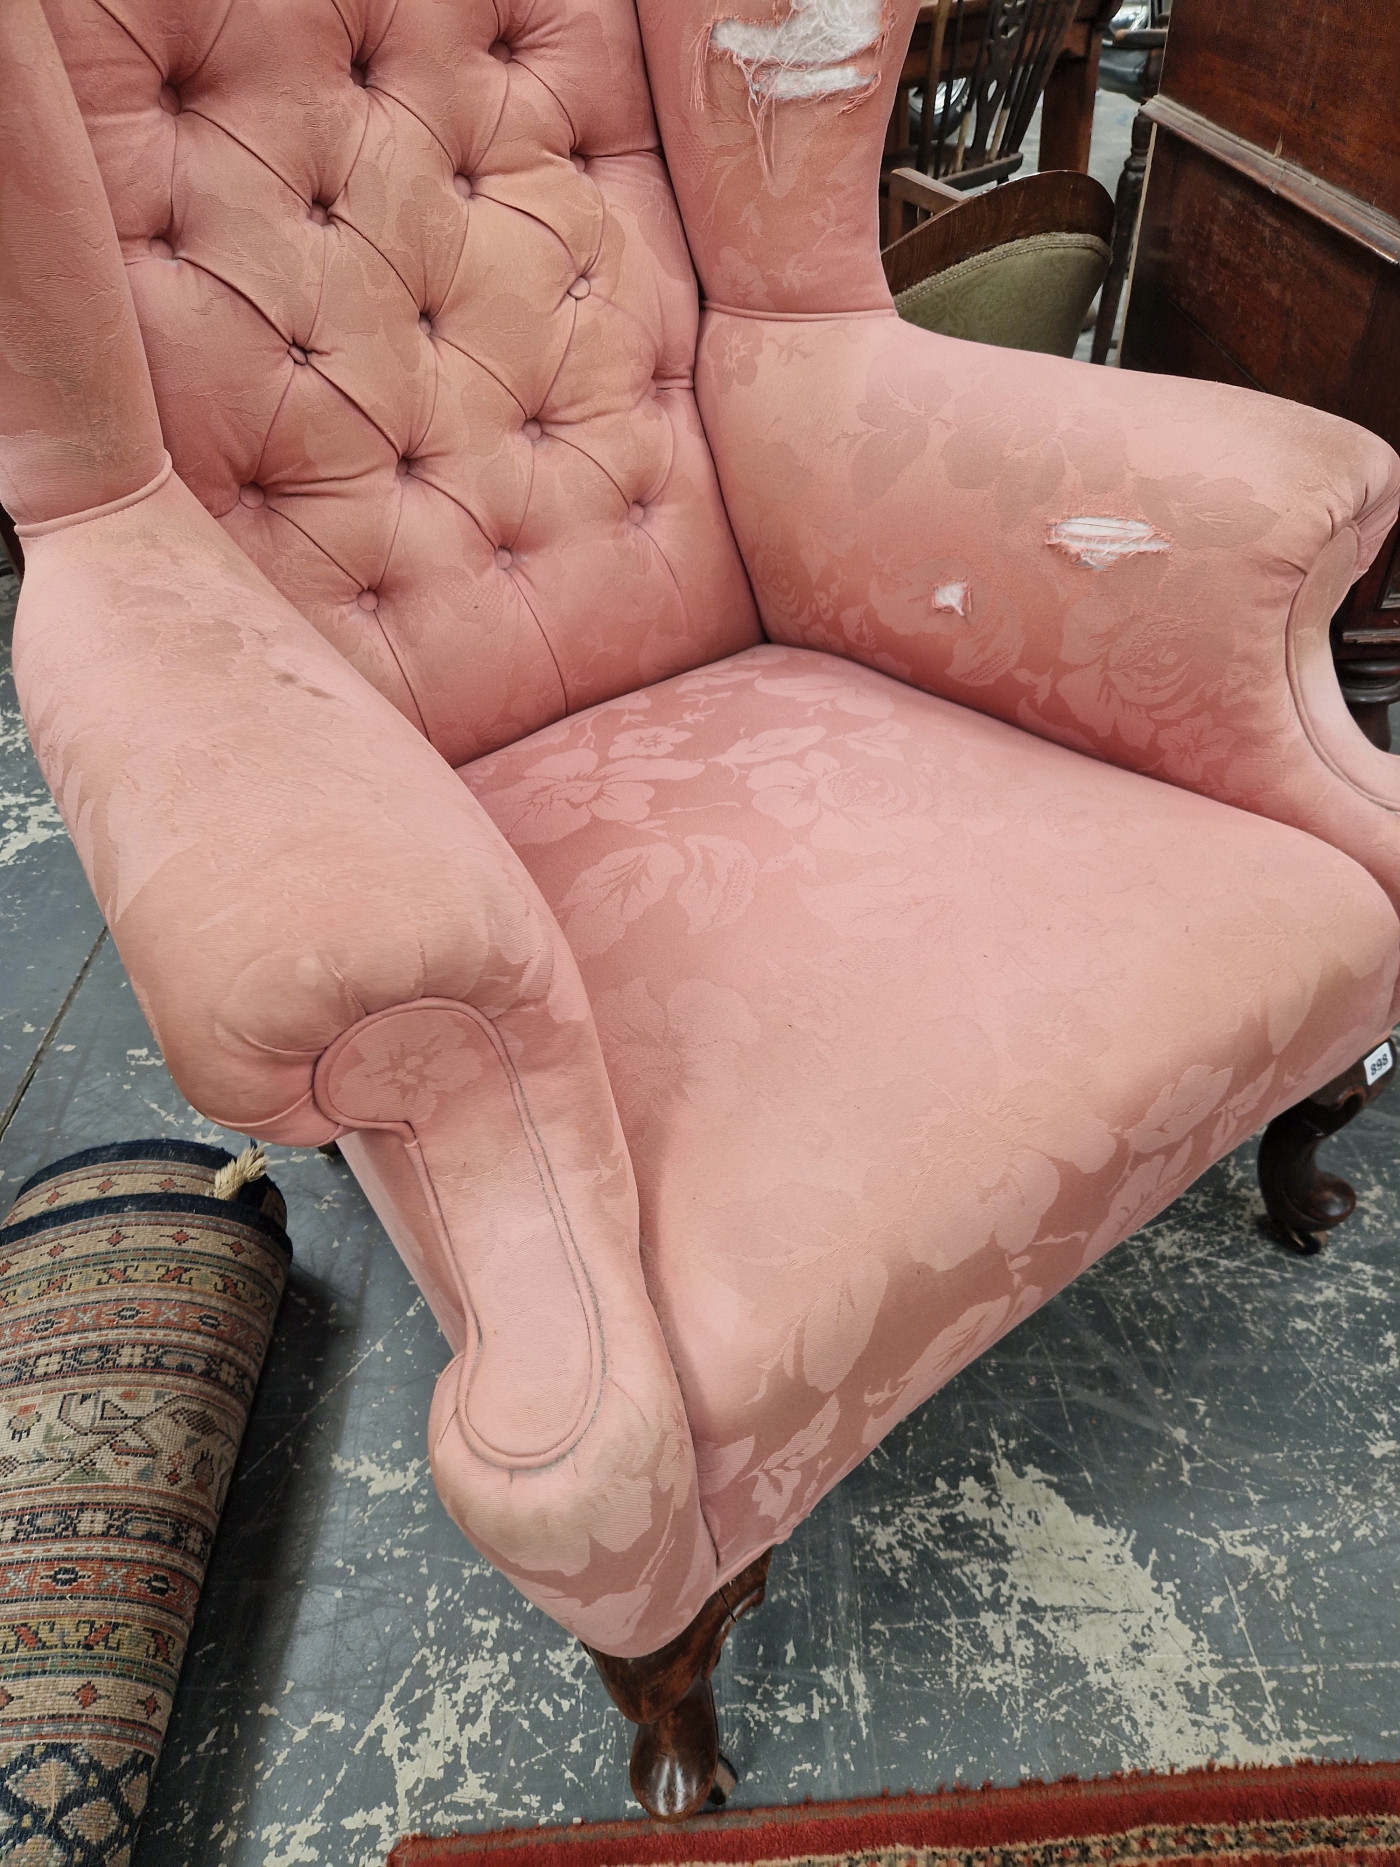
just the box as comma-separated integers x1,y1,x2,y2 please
396,457,412,477
571,154,587,173
628,502,645,524
567,277,591,299
309,202,330,226
158,84,180,115
418,314,432,335
488,39,511,61
357,590,380,611
453,174,472,200
148,236,174,260
494,547,513,570
238,484,265,509
351,61,368,86
522,419,542,442
289,344,310,365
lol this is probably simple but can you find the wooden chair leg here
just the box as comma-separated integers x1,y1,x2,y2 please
584,1549,772,1821
1258,1038,1395,1254
1091,107,1153,364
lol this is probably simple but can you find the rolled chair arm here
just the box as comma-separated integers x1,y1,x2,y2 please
14,469,718,1654
693,310,1400,928
638,0,1400,943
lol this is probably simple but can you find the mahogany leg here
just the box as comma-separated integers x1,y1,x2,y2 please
584,1549,772,1822
1258,1037,1396,1255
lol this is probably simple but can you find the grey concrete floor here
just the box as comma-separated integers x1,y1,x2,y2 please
2,98,1399,1859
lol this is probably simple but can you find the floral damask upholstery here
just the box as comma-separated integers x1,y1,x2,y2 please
2,0,1399,1661
462,644,1394,1591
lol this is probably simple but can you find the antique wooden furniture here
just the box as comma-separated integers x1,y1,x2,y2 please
1089,0,1170,364
884,167,1114,353
1119,0,1400,745
883,0,1119,241
6,0,1400,1823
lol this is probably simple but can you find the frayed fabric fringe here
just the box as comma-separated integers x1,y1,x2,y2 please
694,0,895,176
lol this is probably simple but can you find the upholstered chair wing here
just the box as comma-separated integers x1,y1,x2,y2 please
4,0,1399,1819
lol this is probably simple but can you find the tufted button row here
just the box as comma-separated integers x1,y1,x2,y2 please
238,476,647,530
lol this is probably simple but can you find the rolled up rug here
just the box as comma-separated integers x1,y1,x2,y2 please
0,1139,290,1866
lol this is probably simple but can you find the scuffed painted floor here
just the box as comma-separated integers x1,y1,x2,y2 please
3,550,1399,1866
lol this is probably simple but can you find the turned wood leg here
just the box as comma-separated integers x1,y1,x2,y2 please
1258,1037,1395,1255
584,1549,772,1822
1091,108,1153,365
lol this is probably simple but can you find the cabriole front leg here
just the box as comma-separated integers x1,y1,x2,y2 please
584,1550,772,1821
1258,1037,1396,1254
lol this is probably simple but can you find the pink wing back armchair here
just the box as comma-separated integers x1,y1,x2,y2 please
4,0,1400,1821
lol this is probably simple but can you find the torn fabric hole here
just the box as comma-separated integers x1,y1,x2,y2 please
1046,517,1172,570
709,0,887,105
931,580,970,617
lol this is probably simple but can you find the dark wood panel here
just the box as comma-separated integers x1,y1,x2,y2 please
1158,0,1400,219
1342,270,1400,448
1124,131,1378,411
1142,96,1400,267
1119,281,1260,388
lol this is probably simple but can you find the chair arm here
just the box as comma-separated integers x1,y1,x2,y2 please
14,468,718,1654
695,310,1400,923
887,168,964,222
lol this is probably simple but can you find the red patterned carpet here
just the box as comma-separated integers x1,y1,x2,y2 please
390,1762,1400,1867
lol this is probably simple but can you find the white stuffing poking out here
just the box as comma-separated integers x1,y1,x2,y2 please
931,580,970,618
710,0,885,103
1046,517,1172,570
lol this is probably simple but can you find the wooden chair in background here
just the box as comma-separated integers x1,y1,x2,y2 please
883,0,1119,244
883,167,1114,356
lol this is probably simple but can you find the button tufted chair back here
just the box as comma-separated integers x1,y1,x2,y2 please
43,0,762,765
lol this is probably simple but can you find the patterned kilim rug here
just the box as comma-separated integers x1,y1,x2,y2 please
388,1762,1400,1867
0,1139,290,1866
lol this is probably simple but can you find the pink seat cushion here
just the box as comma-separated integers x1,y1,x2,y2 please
462,646,1398,1579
